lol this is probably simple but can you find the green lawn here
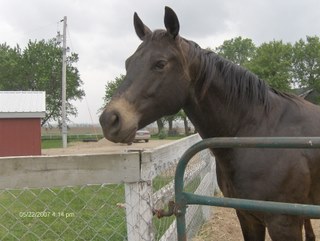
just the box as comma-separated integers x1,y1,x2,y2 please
42,139,64,149
0,174,201,241
41,134,103,149
0,185,127,241
0,179,171,241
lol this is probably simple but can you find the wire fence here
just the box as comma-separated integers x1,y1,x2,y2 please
0,184,126,240
0,134,217,241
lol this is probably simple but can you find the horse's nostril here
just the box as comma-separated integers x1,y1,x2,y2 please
110,113,120,130
100,110,122,137
102,111,121,136
110,113,118,125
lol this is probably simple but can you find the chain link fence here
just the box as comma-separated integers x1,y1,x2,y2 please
0,134,217,240
0,184,127,240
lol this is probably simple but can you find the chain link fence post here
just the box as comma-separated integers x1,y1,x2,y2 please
125,181,154,241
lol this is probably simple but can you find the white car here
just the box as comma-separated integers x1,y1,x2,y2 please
133,130,151,143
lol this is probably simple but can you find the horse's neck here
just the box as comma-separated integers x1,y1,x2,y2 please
182,44,283,138
183,85,269,139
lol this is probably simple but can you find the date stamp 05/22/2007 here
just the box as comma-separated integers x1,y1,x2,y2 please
19,211,75,219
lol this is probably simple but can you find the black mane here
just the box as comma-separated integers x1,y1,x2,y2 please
187,40,298,111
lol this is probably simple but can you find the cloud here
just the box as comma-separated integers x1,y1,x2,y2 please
1,0,320,123
223,0,320,44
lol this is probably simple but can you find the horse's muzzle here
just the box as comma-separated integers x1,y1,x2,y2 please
99,99,140,143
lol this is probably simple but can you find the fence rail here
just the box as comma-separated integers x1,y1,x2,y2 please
0,134,217,240
0,153,140,189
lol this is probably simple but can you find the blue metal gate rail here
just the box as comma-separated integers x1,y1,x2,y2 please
173,137,320,241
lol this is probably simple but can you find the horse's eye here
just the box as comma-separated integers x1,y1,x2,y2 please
154,60,167,71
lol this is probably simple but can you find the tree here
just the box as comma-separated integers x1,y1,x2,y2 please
292,36,320,91
165,114,179,135
177,110,191,135
102,74,125,106
215,37,256,66
245,40,293,91
0,43,23,89
0,39,85,126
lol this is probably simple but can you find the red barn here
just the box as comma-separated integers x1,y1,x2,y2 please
0,91,46,157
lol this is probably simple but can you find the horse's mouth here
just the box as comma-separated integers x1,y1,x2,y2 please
119,128,137,144
103,127,137,144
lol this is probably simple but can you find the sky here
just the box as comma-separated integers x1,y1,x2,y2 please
1,0,320,124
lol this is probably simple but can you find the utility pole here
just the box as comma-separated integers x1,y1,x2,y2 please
61,16,67,148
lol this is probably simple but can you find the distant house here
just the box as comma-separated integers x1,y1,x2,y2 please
0,91,46,157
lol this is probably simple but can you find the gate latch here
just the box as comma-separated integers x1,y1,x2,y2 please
153,201,183,218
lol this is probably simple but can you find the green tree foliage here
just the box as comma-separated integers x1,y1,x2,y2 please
102,74,125,105
215,36,320,94
0,44,23,89
246,40,293,91
0,39,85,125
215,37,256,66
214,37,293,91
292,36,320,91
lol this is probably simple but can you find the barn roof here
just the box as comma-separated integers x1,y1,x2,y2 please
0,91,46,118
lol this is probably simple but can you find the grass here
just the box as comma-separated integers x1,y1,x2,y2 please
0,185,127,241
42,139,64,149
0,175,201,241
41,134,104,149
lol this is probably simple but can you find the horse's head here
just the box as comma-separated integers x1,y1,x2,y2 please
100,7,190,143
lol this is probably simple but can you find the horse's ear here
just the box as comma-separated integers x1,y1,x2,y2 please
134,12,151,41
164,6,180,39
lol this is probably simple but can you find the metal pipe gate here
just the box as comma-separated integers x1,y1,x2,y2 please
173,137,320,241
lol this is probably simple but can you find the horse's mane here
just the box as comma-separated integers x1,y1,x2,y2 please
186,40,299,111
146,31,300,111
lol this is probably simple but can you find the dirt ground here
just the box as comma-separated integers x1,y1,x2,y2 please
193,203,320,241
42,138,174,155
43,139,320,241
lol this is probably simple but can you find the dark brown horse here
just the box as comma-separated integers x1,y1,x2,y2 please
100,7,320,241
